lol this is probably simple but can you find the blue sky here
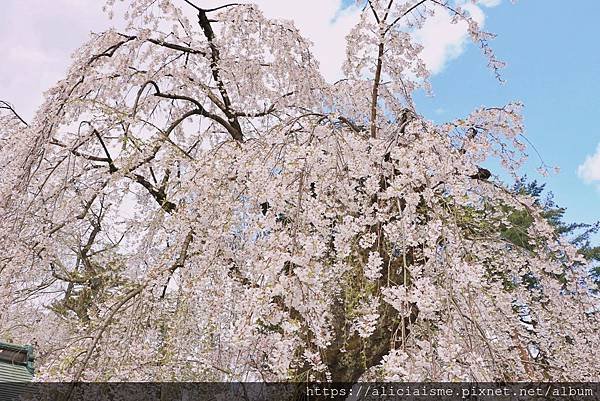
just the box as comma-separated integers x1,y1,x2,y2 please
401,1,600,228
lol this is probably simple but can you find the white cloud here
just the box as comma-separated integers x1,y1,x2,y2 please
478,0,502,7
415,2,486,74
1,0,493,119
577,144,600,184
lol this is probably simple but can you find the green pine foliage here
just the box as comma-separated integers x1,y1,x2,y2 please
503,177,600,288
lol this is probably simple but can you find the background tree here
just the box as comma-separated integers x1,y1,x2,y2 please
0,0,598,383
502,178,600,289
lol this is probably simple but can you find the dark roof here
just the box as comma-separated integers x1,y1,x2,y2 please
0,342,34,383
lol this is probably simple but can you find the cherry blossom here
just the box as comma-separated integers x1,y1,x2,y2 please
0,0,597,384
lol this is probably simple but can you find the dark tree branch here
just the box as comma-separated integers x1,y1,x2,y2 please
88,36,136,65
370,41,385,138
139,80,243,142
338,116,365,133
161,230,194,298
234,105,275,118
50,139,110,163
147,38,205,55
204,3,240,12
93,129,118,173
50,262,87,284
182,0,202,12
159,169,171,193
228,259,259,289
367,0,381,24
116,33,207,56
182,1,239,13
0,100,29,126
53,124,178,212
384,0,429,36
195,9,244,141
131,173,176,213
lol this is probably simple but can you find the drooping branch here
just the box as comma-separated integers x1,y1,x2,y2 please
87,35,136,65
0,100,29,126
68,284,144,388
52,124,179,213
19,34,136,187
